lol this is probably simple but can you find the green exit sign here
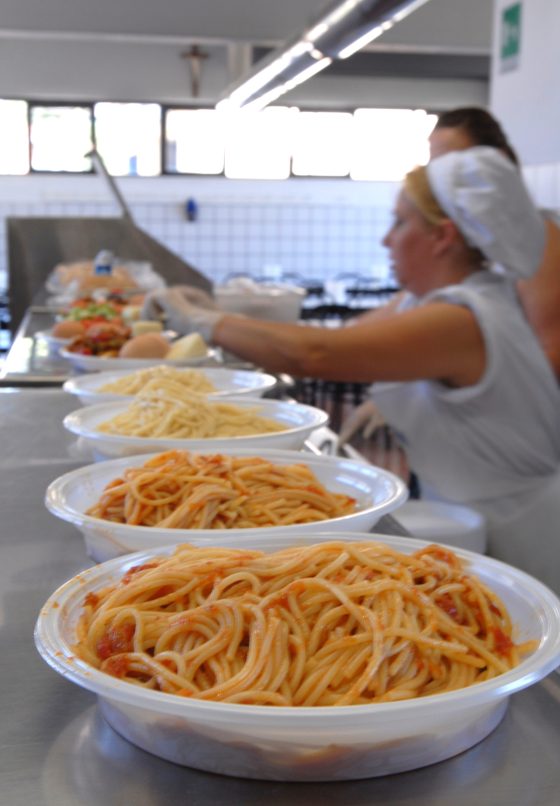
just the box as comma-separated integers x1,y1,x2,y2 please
500,2,522,72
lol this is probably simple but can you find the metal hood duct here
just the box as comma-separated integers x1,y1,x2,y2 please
217,0,432,111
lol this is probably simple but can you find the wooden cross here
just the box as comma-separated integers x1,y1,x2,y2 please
181,45,209,98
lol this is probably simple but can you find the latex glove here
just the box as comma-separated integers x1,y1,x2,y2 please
172,285,219,310
141,287,224,342
142,284,218,316
338,399,387,447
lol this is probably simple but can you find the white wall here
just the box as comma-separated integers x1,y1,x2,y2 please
491,0,560,165
0,174,399,295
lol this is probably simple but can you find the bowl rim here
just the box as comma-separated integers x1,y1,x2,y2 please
62,366,278,400
44,448,409,538
34,532,560,721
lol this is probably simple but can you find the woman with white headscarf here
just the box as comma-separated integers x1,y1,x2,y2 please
142,147,560,588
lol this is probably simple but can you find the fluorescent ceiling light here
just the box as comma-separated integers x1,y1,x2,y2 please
217,0,433,111
241,58,332,113
337,25,385,59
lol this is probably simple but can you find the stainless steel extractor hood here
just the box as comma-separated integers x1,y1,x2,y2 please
217,0,432,111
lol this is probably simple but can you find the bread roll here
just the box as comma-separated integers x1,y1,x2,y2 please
118,333,170,359
51,320,86,339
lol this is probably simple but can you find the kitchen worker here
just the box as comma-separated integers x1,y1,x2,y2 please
430,106,560,379
340,105,560,469
142,147,560,592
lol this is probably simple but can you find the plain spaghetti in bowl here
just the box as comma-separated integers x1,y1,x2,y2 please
63,366,278,406
44,449,408,561
35,533,560,780
94,387,286,440
63,396,329,460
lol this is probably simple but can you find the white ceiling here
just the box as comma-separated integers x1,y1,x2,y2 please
0,1,494,109
0,0,492,50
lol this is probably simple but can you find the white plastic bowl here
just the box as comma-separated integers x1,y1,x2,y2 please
62,367,278,406
395,500,487,554
63,397,329,461
34,532,560,781
45,449,409,562
59,347,216,372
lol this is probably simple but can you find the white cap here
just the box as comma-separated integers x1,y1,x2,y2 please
426,146,545,278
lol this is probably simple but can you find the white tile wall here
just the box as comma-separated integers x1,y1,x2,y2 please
2,165,559,301
0,175,399,293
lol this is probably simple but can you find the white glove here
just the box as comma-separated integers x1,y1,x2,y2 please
338,400,387,447
142,284,217,315
175,285,219,310
140,287,223,342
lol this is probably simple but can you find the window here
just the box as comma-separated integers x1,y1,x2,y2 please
224,107,296,179
291,112,353,177
350,109,436,180
94,102,161,176
1,98,439,180
0,100,29,175
166,109,225,174
30,105,93,172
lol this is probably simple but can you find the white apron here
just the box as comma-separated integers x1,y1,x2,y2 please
371,273,560,591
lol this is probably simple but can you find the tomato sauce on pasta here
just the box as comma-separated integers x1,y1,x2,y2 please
73,541,536,706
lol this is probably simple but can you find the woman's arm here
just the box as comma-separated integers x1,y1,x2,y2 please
345,291,407,325
517,218,560,377
213,301,485,387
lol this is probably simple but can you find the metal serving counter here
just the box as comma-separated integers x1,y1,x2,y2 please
0,306,73,385
1,387,560,805
0,299,252,387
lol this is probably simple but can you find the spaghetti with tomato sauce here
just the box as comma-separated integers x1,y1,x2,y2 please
85,450,357,529
73,541,537,706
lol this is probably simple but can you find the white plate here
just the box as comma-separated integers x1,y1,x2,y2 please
35,533,560,780
35,329,73,349
59,346,216,372
62,366,277,406
45,448,408,561
63,397,329,460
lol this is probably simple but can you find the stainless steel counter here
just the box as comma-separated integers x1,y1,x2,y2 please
0,306,73,385
0,303,253,386
2,387,560,805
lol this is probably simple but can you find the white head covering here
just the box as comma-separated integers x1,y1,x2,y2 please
426,146,545,278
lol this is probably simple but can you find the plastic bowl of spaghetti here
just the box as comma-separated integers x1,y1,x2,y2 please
34,533,560,781
62,396,329,461
44,449,408,562
62,366,278,406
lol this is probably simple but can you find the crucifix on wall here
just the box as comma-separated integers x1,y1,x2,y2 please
181,45,209,98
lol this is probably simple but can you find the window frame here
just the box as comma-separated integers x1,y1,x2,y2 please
0,97,439,179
